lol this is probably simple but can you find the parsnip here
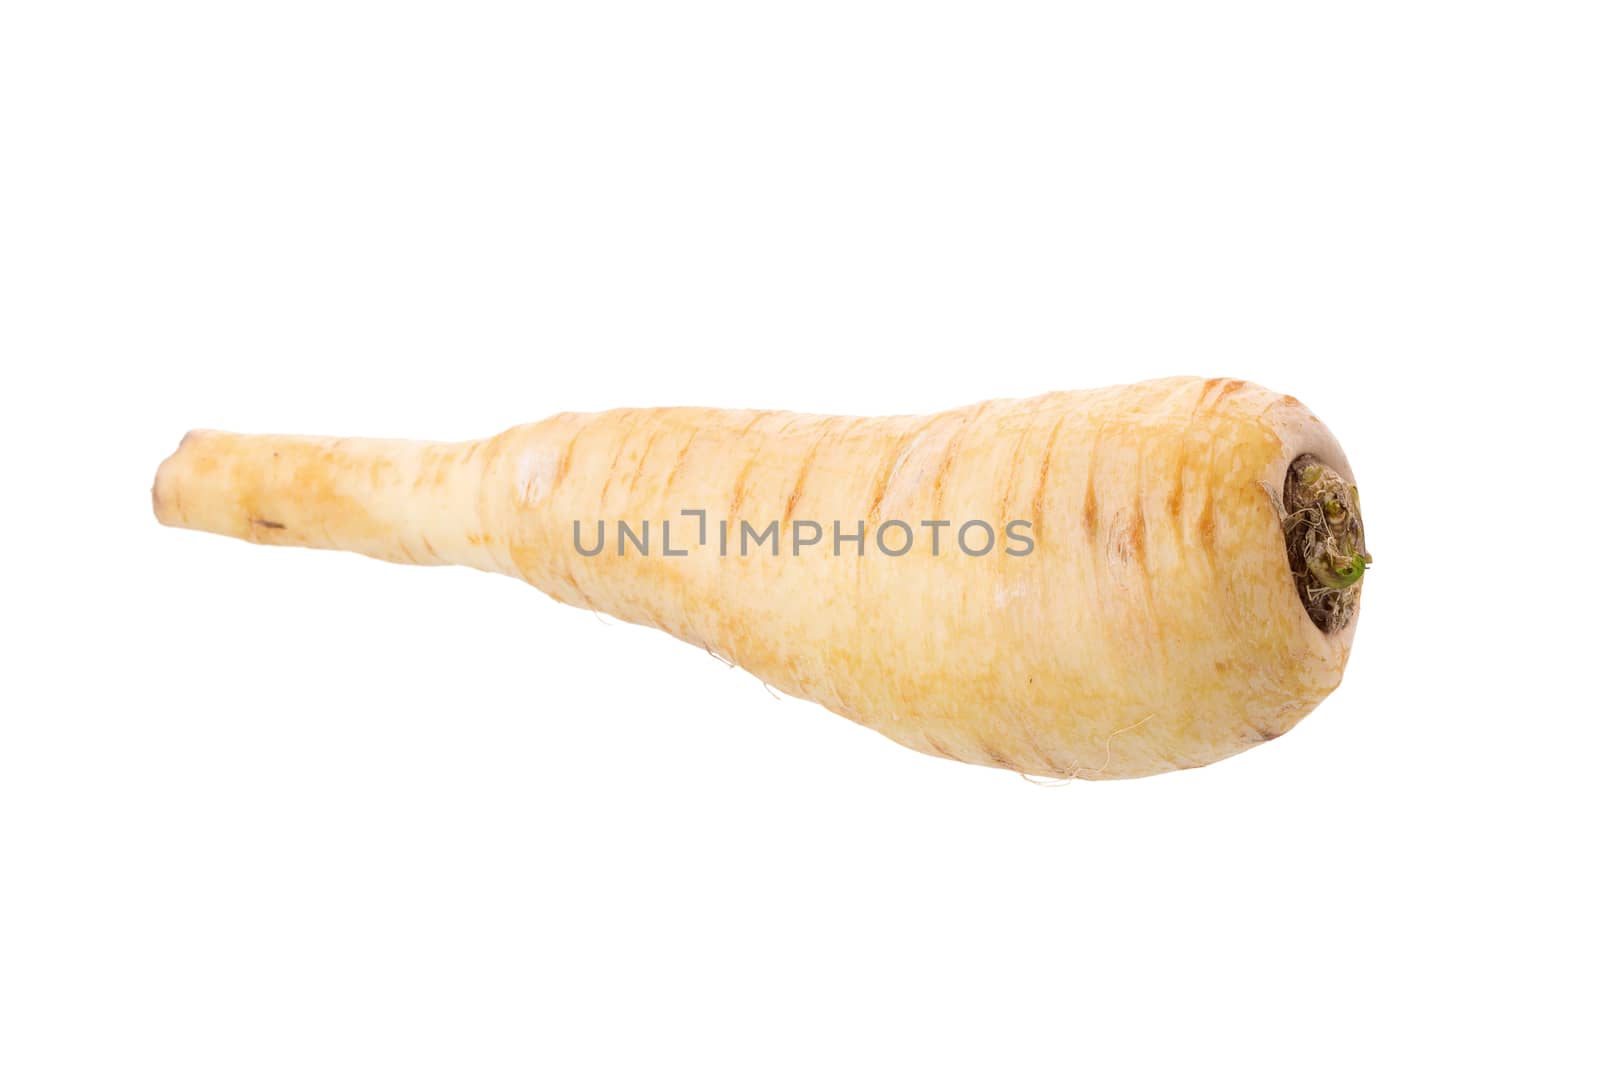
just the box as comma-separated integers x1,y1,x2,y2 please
152,376,1366,779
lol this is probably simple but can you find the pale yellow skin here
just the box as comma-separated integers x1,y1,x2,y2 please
153,376,1360,779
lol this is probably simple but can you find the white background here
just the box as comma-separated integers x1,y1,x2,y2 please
4,3,1597,1064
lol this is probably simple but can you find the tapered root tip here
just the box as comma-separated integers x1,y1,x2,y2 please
151,430,210,529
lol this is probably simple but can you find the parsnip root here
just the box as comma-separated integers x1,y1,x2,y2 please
153,376,1365,779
